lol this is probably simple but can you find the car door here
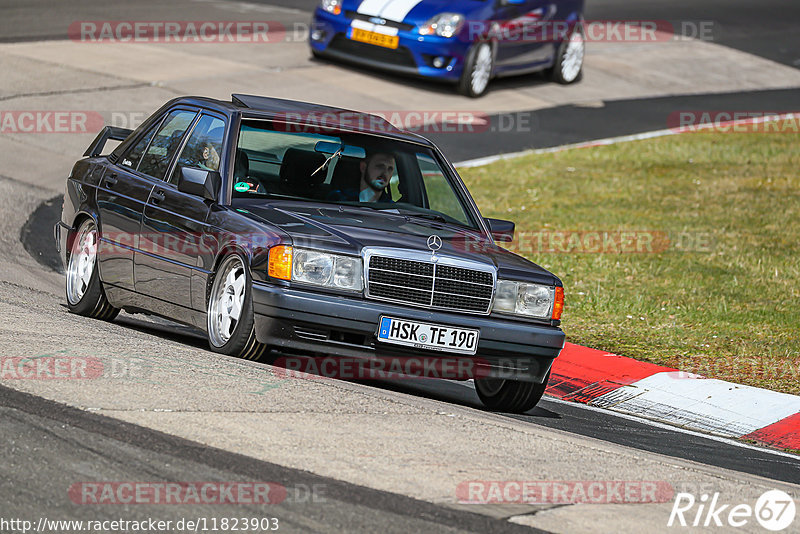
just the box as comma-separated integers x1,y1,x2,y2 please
136,112,227,311
95,117,167,290
493,0,556,70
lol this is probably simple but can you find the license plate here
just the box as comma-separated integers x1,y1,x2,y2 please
349,28,399,49
377,317,480,356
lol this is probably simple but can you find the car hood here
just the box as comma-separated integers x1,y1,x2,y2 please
236,201,559,284
347,0,486,25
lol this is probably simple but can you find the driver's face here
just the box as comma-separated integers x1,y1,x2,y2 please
361,154,395,192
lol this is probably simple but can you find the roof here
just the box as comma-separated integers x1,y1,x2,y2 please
230,93,430,145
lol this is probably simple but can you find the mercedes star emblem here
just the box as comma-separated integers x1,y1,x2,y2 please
427,235,443,252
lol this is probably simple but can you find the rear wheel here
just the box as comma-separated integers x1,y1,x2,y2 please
550,23,585,84
65,219,119,321
475,370,551,413
207,254,267,361
458,42,493,98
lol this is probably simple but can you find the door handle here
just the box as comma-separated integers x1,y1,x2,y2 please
105,174,118,187
151,190,165,204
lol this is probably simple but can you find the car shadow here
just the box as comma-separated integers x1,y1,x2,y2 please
310,55,554,99
107,313,563,419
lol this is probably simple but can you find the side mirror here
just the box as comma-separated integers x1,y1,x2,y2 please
178,167,221,202
485,218,515,243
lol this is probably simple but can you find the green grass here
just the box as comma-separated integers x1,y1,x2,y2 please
460,129,800,394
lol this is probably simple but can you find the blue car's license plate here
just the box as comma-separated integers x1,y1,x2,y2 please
377,316,479,355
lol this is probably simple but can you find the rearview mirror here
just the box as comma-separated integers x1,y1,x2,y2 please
314,141,366,159
485,218,515,243
178,167,221,202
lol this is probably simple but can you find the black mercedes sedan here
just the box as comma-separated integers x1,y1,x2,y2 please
56,94,565,413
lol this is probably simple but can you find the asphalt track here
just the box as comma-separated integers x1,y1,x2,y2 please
1,0,798,160
0,384,542,534
2,0,800,531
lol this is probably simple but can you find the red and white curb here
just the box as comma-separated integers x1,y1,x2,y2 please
547,343,800,451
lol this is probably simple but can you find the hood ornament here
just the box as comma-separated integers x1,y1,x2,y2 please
427,235,442,260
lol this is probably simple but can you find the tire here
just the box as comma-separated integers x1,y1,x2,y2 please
207,254,267,361
474,370,551,413
65,219,119,321
550,23,585,84
458,42,494,98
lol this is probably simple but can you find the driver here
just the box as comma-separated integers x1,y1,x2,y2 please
329,151,395,203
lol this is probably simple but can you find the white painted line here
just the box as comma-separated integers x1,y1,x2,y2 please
542,396,800,462
454,113,800,169
591,372,800,437
454,379,800,460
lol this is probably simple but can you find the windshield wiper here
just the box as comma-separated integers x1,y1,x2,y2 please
396,210,449,224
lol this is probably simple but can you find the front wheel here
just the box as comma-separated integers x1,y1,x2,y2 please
474,370,551,413
65,219,119,321
458,42,494,98
207,254,267,361
550,23,585,84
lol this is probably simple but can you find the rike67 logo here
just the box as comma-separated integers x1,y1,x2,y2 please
669,490,796,531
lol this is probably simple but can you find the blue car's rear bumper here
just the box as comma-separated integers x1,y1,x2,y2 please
310,8,470,82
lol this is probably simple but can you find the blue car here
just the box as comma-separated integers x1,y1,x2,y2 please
310,0,586,97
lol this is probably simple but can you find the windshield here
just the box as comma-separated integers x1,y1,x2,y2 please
231,120,480,229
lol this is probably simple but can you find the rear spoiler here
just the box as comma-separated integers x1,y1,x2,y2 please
83,126,134,158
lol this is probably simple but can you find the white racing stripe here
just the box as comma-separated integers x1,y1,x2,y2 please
380,0,424,22
357,0,424,22
357,0,394,17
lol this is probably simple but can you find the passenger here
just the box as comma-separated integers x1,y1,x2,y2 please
329,151,395,203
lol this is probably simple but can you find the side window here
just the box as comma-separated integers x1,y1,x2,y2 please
137,110,197,180
121,123,160,170
168,115,225,184
417,153,470,225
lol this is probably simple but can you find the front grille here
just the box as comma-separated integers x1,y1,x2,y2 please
367,255,494,314
327,34,417,69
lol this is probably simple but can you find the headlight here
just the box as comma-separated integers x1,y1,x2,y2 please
493,280,556,319
419,13,465,38
320,0,342,15
288,248,363,291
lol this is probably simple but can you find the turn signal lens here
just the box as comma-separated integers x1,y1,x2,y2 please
268,245,293,280
552,286,564,321
321,0,342,15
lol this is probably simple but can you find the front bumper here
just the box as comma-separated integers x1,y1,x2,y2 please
310,9,471,82
252,282,564,383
